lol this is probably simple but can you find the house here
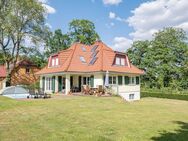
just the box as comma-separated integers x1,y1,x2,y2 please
0,65,6,90
0,60,40,90
36,41,144,101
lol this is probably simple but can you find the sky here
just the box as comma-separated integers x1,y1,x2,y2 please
40,0,188,52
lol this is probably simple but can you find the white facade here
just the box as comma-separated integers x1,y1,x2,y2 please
40,72,141,101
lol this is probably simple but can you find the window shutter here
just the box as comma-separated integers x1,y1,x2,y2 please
118,76,122,85
90,75,94,87
42,77,45,91
136,76,140,85
52,76,55,92
124,76,129,85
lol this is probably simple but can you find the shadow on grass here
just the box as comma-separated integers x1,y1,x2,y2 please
151,121,188,141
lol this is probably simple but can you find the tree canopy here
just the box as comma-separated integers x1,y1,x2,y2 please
44,19,100,57
69,19,100,45
127,27,188,90
0,0,47,85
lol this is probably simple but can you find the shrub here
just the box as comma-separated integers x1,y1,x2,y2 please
141,91,188,101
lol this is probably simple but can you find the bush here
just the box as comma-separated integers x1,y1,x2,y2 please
141,91,188,101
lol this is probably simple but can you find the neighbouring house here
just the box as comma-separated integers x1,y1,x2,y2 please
36,41,144,101
0,60,40,90
0,65,6,90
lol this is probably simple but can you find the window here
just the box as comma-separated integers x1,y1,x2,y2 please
115,57,126,66
115,57,120,65
46,77,52,91
129,77,135,85
109,76,116,84
109,76,112,84
83,77,91,85
55,58,59,66
81,46,86,52
124,76,129,85
80,56,86,63
129,94,134,100
113,76,116,84
136,76,140,85
118,76,122,85
52,58,55,66
51,56,59,67
121,58,125,66
26,68,30,74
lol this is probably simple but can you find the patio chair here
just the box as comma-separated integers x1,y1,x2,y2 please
38,88,51,99
28,89,37,99
82,85,90,95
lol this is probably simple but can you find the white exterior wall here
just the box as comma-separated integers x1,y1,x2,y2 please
109,74,141,101
94,73,103,88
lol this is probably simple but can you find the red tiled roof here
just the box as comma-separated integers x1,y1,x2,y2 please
0,65,6,77
36,41,144,75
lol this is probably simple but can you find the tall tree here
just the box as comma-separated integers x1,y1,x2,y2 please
45,29,70,57
127,27,188,90
69,19,100,45
0,0,46,86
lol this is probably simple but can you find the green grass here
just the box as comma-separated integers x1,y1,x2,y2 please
0,96,188,141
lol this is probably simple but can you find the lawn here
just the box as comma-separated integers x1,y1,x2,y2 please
0,95,188,141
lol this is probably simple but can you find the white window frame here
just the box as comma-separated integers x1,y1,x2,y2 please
121,58,125,66
115,57,120,65
129,77,135,85
83,77,90,85
55,58,59,66
109,76,117,85
52,58,55,66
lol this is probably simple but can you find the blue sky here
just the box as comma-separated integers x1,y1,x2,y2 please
42,0,188,51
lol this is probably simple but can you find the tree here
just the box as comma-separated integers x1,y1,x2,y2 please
44,19,100,57
69,19,100,45
0,0,46,86
0,51,5,65
20,46,47,68
127,27,188,90
45,29,70,57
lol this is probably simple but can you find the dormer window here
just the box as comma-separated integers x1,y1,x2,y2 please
51,55,59,67
115,57,125,66
116,57,120,65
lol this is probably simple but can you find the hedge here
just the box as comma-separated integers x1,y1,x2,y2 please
141,91,188,101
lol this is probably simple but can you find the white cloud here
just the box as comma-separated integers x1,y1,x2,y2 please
109,12,126,22
103,0,122,5
112,37,133,52
38,0,56,14
127,0,188,40
109,12,116,19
